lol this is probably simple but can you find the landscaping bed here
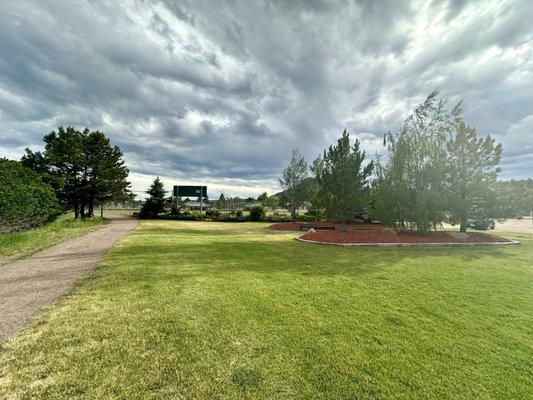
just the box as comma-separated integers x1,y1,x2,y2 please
269,221,385,230
297,230,515,246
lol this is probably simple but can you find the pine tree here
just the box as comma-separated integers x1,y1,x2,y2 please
445,122,502,232
22,126,131,219
217,193,227,209
311,130,373,230
140,177,167,218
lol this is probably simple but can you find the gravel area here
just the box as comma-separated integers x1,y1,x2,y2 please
0,216,138,345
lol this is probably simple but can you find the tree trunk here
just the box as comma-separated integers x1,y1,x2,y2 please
80,203,86,219
340,221,347,232
74,202,80,219
88,200,94,218
291,205,296,223
460,219,467,233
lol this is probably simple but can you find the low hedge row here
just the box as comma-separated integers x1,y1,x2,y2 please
135,208,322,222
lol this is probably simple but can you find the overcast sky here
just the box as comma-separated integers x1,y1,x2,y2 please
1,0,532,198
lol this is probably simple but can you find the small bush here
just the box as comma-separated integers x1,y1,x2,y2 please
296,211,325,222
249,206,265,221
264,213,291,222
205,209,221,220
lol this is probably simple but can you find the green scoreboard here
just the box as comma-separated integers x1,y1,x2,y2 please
173,185,207,198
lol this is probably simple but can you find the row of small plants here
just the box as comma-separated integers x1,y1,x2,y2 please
136,206,323,222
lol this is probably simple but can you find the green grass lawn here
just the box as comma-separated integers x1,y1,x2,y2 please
0,214,107,265
0,221,531,399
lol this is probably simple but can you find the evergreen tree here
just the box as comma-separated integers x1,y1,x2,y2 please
445,122,502,232
257,192,269,204
82,129,130,217
22,126,131,219
311,130,373,230
23,126,85,218
264,194,280,211
140,177,167,218
217,193,227,209
279,149,308,222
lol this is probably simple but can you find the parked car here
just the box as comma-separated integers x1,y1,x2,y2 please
468,218,496,230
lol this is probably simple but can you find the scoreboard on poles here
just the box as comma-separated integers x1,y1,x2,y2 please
173,185,207,198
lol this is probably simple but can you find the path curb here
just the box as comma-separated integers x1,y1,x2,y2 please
295,237,521,247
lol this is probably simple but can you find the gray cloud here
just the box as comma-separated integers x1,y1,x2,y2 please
0,0,532,198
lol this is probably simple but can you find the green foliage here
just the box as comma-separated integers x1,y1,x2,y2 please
249,206,265,221
256,192,280,210
491,179,533,218
445,122,502,232
311,130,373,228
170,196,185,215
257,192,269,204
0,159,60,234
264,194,280,210
279,149,308,222
206,209,221,219
217,193,227,209
375,90,461,232
263,212,291,222
22,126,131,219
139,177,167,218
375,91,507,233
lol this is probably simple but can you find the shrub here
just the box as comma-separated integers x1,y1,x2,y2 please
205,209,221,220
0,159,61,234
264,213,291,222
296,213,316,222
249,206,265,221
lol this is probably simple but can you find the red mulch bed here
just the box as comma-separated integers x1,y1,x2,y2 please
269,221,385,231
299,230,512,244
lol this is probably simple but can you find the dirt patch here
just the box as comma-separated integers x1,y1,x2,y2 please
298,230,514,245
269,221,385,231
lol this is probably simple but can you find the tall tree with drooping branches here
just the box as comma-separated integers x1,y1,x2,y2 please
375,90,462,232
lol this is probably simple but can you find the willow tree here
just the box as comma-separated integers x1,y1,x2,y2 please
375,90,461,232
311,130,373,230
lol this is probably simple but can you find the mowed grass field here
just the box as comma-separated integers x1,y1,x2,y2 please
0,221,531,399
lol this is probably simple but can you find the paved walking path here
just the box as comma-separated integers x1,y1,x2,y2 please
0,216,138,345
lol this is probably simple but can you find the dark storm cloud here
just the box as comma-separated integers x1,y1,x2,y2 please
0,0,532,197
